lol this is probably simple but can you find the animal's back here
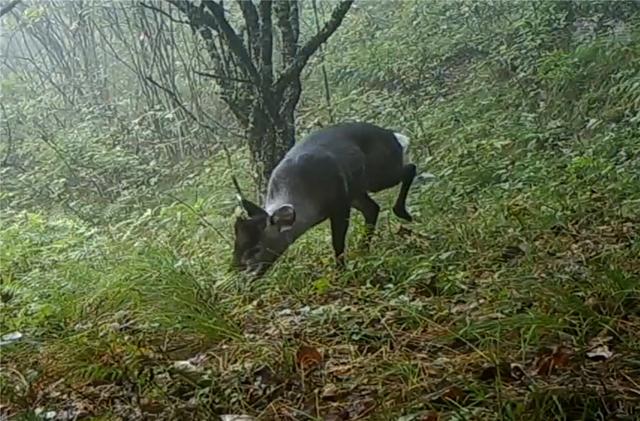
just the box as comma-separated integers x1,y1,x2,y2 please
296,122,406,192
266,122,407,217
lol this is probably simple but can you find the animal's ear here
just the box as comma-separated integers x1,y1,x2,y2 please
269,204,296,232
240,198,267,218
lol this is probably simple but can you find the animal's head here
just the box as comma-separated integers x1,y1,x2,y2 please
232,197,296,277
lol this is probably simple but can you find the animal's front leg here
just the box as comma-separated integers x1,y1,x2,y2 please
330,207,351,269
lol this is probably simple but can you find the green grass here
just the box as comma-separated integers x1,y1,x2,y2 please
3,6,640,421
2,116,638,419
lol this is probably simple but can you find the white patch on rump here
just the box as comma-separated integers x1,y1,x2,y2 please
394,132,411,165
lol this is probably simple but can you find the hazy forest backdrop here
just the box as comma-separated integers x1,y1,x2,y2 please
1,0,640,419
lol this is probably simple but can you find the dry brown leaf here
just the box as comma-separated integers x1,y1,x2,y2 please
441,385,465,402
296,345,322,370
139,399,164,414
421,413,441,421
534,345,572,376
478,362,512,382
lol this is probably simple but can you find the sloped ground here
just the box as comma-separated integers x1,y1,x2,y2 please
2,8,640,421
2,97,638,419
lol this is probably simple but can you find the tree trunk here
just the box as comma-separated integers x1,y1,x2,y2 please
246,103,295,198
161,0,354,196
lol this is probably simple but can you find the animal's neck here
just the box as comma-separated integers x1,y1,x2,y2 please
265,195,321,244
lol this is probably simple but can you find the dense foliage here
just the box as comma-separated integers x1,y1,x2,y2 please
1,1,639,419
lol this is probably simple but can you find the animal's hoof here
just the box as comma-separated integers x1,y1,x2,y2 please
335,254,346,270
393,206,413,222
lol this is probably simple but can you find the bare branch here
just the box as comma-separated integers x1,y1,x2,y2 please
163,0,256,124
0,102,14,166
193,69,251,84
166,192,231,245
275,1,296,64
275,0,353,95
312,0,334,123
290,1,299,44
237,0,259,60
201,0,262,87
257,1,273,86
144,74,243,139
145,73,248,211
140,2,189,25
199,1,282,127
0,0,21,19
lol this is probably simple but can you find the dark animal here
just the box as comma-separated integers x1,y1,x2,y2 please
233,122,417,277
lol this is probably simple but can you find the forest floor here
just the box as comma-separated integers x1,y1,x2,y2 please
2,120,639,420
3,18,640,421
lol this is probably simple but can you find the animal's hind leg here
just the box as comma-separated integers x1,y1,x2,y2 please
352,193,380,249
393,164,417,221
